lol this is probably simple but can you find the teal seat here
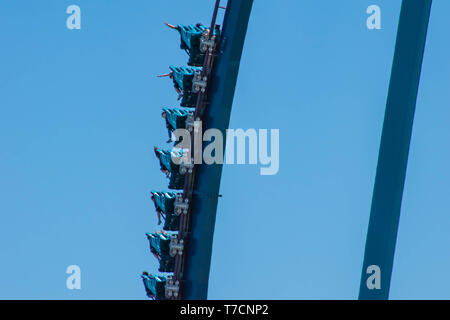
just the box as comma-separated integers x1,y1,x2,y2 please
141,273,167,300
176,24,220,66
169,66,201,107
163,107,193,141
179,24,207,66
147,232,174,273
151,191,180,231
170,66,199,91
154,148,185,190
179,24,206,49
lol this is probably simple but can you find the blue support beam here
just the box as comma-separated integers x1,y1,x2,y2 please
359,0,432,300
183,0,254,300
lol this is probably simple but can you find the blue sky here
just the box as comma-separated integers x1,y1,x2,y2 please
0,0,449,299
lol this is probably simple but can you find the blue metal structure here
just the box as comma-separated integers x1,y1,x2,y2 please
359,0,432,300
183,0,254,299
144,0,254,300
145,0,435,300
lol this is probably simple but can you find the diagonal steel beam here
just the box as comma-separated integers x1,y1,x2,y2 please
359,0,432,300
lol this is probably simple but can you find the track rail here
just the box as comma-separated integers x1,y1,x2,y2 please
171,0,222,300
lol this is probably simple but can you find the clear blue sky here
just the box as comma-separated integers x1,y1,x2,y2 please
0,0,449,299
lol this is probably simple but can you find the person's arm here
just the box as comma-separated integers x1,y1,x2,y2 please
164,22,179,30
